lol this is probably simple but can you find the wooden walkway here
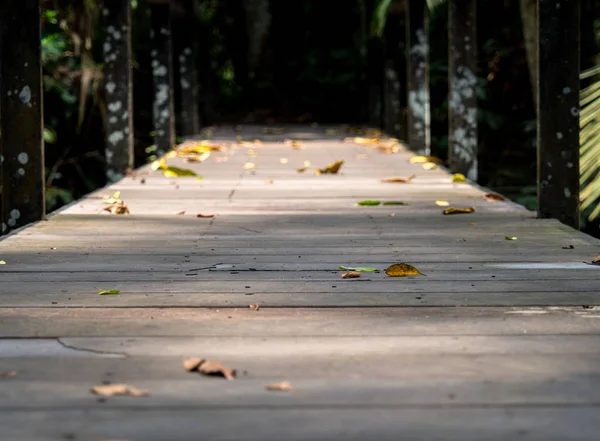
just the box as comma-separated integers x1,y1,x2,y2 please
1,125,599,440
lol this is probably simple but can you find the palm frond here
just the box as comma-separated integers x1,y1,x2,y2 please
580,64,600,221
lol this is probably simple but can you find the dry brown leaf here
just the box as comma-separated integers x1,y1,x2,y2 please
296,167,308,173
266,381,295,392
249,304,260,310
342,271,361,279
91,384,149,397
0,371,17,378
484,193,505,202
183,358,236,380
435,200,450,206
197,213,215,218
385,263,425,277
443,207,475,215
316,160,344,175
176,210,186,215
381,174,416,184
592,255,600,265
103,202,130,215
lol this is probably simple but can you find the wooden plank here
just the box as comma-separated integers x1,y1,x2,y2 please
405,0,430,155
150,1,175,156
0,0,45,234
537,0,580,228
102,0,134,182
448,0,478,180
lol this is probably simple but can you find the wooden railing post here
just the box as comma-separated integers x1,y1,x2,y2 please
537,0,580,228
0,0,45,235
448,0,478,180
102,0,134,182
150,1,175,156
174,2,200,137
406,0,430,155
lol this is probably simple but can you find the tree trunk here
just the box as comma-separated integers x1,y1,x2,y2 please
519,0,537,112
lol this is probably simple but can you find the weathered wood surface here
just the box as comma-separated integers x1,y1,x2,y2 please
0,125,599,440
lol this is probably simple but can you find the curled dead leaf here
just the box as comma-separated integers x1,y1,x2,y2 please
249,304,260,311
443,207,475,215
385,263,425,277
381,174,416,183
266,381,295,392
452,173,466,183
91,384,149,397
176,210,186,215
316,160,344,175
591,255,600,265
197,214,215,218
342,271,361,279
484,193,505,202
435,200,450,206
183,358,236,380
103,202,130,215
296,167,308,173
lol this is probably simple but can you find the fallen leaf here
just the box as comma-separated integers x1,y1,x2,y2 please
342,271,361,279
443,207,475,215
183,358,236,380
243,162,256,170
284,139,303,149
409,155,443,164
357,200,381,206
0,260,5,265
338,266,378,272
304,160,311,167
265,179,274,184
163,166,199,178
248,149,258,157
376,144,399,154
382,201,407,206
381,175,416,183
591,255,600,265
102,191,122,204
435,200,450,206
103,202,130,215
422,162,438,170
348,136,380,145
385,263,425,277
0,370,17,378
316,160,344,175
249,304,260,311
505,236,518,241
197,214,215,218
176,210,186,215
296,167,307,173
484,193,505,202
280,158,289,164
91,384,149,397
96,288,120,295
452,173,466,183
266,381,295,392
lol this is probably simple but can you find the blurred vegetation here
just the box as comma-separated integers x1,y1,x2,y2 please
39,0,598,236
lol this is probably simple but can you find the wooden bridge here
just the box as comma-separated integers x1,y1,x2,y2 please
1,1,599,440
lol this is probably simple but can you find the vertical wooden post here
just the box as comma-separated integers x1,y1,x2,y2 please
102,0,134,182
174,14,200,136
406,0,430,155
537,0,580,228
150,1,175,156
0,0,45,235
448,0,478,180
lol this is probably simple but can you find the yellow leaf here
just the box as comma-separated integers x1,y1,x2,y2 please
316,160,344,175
303,160,311,167
350,137,380,145
280,158,289,164
422,162,438,170
452,173,466,183
243,162,256,170
381,174,416,183
409,155,443,164
0,260,5,265
102,191,122,204
443,207,475,215
435,200,450,206
162,166,198,177
385,263,425,277
103,202,130,215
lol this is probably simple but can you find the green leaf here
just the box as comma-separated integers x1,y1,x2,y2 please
505,236,518,241
382,201,407,206
339,266,378,272
96,288,120,295
357,200,381,206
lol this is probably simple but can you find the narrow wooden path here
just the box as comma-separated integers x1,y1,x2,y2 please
1,125,599,440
